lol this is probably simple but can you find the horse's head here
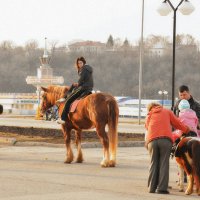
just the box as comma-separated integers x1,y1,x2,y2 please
40,87,53,117
39,85,69,117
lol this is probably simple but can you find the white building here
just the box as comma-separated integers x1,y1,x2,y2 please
68,41,106,54
148,42,165,57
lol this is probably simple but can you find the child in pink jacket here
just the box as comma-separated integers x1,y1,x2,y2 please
172,99,199,141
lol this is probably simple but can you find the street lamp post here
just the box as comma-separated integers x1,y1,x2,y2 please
158,90,168,106
157,0,195,110
138,0,145,124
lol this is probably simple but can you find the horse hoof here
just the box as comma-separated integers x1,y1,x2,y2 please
76,154,83,163
179,185,184,192
109,160,116,167
101,164,109,168
76,159,83,163
64,159,72,164
101,160,109,168
185,190,192,195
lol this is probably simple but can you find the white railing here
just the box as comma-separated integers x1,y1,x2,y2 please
0,93,37,99
26,76,64,84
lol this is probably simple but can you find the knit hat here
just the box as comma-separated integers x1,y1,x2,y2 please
178,99,190,111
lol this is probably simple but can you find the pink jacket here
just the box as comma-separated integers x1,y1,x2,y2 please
179,108,198,134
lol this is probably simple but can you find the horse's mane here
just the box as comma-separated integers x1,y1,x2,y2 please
44,85,69,105
47,85,69,95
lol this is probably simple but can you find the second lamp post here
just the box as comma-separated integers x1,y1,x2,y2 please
157,0,195,110
158,90,168,106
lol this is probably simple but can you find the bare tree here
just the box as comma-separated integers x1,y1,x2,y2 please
0,40,14,50
25,39,39,51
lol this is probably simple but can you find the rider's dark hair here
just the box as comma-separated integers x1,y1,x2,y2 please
76,57,86,67
179,85,189,93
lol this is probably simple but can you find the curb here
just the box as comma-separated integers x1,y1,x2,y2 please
0,125,145,136
0,138,145,148
0,137,17,145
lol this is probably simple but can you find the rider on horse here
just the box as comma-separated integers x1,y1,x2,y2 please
56,56,93,124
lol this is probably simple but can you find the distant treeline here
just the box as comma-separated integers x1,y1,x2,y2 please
0,34,199,100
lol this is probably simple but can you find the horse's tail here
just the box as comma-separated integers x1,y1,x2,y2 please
192,140,200,187
107,97,119,165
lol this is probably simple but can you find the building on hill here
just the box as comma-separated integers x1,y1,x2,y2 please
148,42,166,57
68,41,106,54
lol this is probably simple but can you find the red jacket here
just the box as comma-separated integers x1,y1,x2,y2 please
145,106,189,144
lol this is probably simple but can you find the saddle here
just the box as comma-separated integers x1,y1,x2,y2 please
171,131,197,158
70,99,81,113
69,91,92,113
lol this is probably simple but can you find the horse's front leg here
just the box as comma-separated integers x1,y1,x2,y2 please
61,125,74,163
178,165,184,192
75,130,83,163
96,125,110,167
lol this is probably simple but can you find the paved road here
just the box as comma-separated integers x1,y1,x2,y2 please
0,146,199,200
0,116,145,134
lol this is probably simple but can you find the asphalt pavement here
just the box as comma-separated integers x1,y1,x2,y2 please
0,116,199,199
0,146,199,200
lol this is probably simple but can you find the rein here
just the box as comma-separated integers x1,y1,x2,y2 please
171,138,181,159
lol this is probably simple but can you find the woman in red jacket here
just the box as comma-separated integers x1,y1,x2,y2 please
145,102,189,194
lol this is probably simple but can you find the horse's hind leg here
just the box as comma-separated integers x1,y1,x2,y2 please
62,125,74,163
108,125,117,167
198,180,200,196
194,175,200,195
184,152,194,195
75,130,83,163
96,125,110,167
185,174,194,195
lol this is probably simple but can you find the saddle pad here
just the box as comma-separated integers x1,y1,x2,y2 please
69,99,81,113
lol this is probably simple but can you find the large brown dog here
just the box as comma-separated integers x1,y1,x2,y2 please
175,136,200,195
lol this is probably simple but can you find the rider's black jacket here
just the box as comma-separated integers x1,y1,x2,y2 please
78,64,93,91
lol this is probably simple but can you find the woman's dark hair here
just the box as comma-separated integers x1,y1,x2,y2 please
179,85,189,93
0,104,3,114
76,57,86,67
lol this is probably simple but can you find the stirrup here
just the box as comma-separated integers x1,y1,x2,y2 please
56,119,65,125
56,98,66,104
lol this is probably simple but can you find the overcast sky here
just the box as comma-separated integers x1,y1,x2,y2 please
0,0,199,47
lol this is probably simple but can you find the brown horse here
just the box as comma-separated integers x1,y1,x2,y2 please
40,85,119,167
174,136,200,195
